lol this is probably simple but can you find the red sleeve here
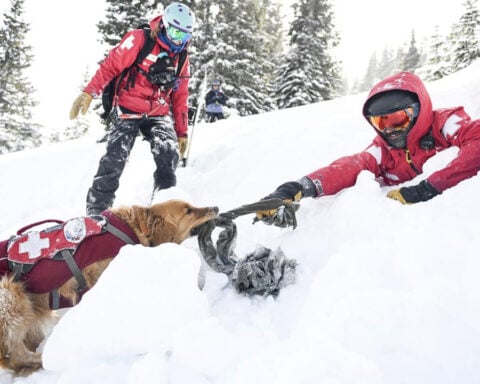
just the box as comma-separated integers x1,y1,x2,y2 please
84,30,145,97
170,55,190,137
427,113,480,192
305,149,380,196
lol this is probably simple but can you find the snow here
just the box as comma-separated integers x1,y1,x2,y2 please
1,61,480,383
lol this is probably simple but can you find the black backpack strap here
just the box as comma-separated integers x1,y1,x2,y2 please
124,28,156,91
176,49,188,77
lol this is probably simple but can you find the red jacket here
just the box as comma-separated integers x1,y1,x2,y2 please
306,72,480,196
84,16,190,137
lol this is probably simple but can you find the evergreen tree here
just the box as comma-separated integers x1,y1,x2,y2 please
187,0,216,112
62,68,92,141
207,0,278,115
0,0,41,154
421,25,452,81
273,0,341,109
402,30,422,73
98,0,165,49
377,46,396,80
359,52,378,92
450,0,480,71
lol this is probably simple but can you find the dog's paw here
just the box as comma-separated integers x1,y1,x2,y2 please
10,353,43,377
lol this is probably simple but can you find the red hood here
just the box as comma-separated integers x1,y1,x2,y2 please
363,72,434,148
149,15,162,31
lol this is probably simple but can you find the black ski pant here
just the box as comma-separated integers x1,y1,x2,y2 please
86,115,179,215
206,112,225,123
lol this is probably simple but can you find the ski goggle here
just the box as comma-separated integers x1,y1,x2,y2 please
165,24,192,45
368,103,419,132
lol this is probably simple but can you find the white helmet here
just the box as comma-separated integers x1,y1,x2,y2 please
164,3,196,33
163,3,195,46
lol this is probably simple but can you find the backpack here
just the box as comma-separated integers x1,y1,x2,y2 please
100,25,188,122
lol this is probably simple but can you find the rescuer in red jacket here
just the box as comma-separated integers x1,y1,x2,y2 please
256,71,480,227
69,3,195,215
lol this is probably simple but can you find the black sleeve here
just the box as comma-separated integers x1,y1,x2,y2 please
205,90,214,105
219,92,228,105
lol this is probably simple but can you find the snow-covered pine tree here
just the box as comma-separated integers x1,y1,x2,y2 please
61,68,91,141
402,30,422,73
377,47,397,80
273,0,341,109
187,0,216,112
97,0,165,49
421,26,452,81
358,52,378,93
450,0,480,71
0,0,41,154
209,0,278,116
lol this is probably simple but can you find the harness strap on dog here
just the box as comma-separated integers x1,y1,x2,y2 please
104,222,136,245
51,289,60,310
60,249,87,292
48,249,88,310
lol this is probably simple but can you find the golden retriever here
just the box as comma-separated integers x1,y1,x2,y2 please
0,199,218,376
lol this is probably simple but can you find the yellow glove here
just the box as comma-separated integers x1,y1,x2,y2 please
178,136,188,158
69,92,93,119
386,190,409,204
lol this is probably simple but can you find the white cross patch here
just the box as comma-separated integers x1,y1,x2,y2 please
19,232,50,259
120,35,135,51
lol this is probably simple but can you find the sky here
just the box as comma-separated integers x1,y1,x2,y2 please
1,60,480,383
331,0,464,81
0,0,464,136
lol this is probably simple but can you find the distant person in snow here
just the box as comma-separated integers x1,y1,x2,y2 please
255,71,480,227
69,3,195,215
205,79,228,123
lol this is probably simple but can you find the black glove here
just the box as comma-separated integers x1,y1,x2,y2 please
387,180,440,204
255,181,305,228
264,181,304,202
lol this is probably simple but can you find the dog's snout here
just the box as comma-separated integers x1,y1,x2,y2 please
210,207,219,215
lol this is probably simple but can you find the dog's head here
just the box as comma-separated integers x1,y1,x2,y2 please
115,200,218,247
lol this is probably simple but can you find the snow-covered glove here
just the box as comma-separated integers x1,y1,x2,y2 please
387,180,440,204
178,136,188,158
255,181,303,227
69,92,93,119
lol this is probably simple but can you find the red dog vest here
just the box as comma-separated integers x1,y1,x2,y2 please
0,211,139,308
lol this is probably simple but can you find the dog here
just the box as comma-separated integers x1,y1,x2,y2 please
0,200,218,376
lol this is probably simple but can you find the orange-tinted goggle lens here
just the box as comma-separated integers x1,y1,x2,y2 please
369,107,415,132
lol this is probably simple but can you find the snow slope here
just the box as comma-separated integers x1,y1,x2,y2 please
1,61,480,383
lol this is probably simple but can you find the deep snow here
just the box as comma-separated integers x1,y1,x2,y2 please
1,61,480,383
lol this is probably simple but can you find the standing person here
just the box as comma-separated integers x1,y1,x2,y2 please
205,79,228,123
69,3,195,215
255,71,480,227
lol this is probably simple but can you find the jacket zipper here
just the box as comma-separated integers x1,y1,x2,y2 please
405,149,420,174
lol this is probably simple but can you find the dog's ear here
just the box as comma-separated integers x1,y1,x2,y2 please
153,214,178,245
131,206,152,240
135,206,180,246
